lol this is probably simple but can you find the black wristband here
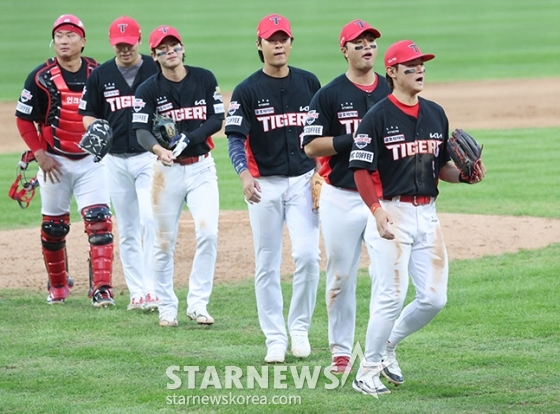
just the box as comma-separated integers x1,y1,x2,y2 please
332,133,354,154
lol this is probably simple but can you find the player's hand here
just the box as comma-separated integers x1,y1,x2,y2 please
240,171,261,204
471,160,486,183
373,208,395,240
34,150,62,183
154,146,175,167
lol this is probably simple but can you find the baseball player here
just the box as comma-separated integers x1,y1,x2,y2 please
302,19,390,374
132,25,225,327
348,40,486,396
225,14,321,363
79,16,159,311
15,14,115,308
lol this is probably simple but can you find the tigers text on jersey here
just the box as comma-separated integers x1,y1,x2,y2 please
79,55,158,154
225,67,320,177
132,66,225,157
302,73,390,189
348,96,451,198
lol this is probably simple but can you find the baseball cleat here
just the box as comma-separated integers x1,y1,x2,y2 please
382,350,404,386
330,356,352,374
91,287,115,308
353,376,391,396
144,293,159,312
264,345,286,364
159,319,179,327
187,309,214,325
127,296,144,311
46,294,66,305
290,333,311,358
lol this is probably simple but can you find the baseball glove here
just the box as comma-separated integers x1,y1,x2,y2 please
447,128,483,183
311,171,324,213
78,119,113,162
152,113,179,149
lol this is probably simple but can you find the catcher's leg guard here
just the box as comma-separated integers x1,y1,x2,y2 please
42,214,71,301
82,204,114,298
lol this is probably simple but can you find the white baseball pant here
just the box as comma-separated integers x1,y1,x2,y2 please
105,152,157,301
248,169,321,350
151,155,219,322
360,198,448,368
320,182,377,358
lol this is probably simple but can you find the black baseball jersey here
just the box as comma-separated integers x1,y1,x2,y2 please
302,73,390,189
132,66,225,157
16,57,97,123
79,55,158,154
348,96,451,198
225,67,320,177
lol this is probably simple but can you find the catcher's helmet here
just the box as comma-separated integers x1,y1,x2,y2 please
52,14,85,38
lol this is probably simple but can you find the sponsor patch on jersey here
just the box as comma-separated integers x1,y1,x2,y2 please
132,113,149,123
103,90,120,98
20,89,32,102
228,101,240,115
133,98,146,112
354,134,372,149
305,110,319,125
213,87,223,102
78,100,87,110
157,103,173,112
255,107,275,116
214,103,225,114
16,101,32,114
303,125,323,136
338,111,359,119
226,116,243,126
349,150,373,163
384,134,405,144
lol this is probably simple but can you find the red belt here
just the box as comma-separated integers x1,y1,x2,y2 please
383,195,434,206
173,153,209,166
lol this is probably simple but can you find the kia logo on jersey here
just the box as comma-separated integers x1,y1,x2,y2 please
354,134,371,149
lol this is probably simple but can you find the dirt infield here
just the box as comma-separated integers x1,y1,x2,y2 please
2,78,560,294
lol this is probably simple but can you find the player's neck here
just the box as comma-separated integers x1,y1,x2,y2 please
262,63,289,78
56,55,82,73
345,68,375,86
392,89,419,106
162,65,187,82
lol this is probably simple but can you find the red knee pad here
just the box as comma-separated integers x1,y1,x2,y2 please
82,205,114,296
41,214,71,297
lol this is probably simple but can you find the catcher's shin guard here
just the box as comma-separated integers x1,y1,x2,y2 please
82,205,114,297
41,214,71,300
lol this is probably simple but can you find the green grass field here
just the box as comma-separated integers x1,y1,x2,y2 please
1,0,560,412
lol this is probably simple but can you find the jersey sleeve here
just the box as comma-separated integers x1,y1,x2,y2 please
131,80,156,132
186,70,225,144
302,88,332,146
15,68,45,122
224,84,251,137
348,110,380,171
78,69,101,118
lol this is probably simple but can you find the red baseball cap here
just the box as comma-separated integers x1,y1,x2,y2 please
109,16,141,46
339,19,381,48
257,14,292,39
52,14,85,38
384,40,435,67
149,25,182,49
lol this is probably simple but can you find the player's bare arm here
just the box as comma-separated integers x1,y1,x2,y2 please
303,136,337,157
82,115,97,130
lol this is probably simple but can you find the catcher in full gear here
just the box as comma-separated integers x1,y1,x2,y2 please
15,14,115,307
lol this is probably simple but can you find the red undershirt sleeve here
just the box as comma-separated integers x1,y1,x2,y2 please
354,169,380,210
16,118,45,153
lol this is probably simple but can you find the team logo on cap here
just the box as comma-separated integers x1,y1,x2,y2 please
269,16,282,25
117,23,128,33
408,43,420,53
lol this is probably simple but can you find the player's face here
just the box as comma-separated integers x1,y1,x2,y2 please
392,58,426,94
258,32,292,68
53,30,85,60
343,33,378,72
113,42,141,67
153,39,184,69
